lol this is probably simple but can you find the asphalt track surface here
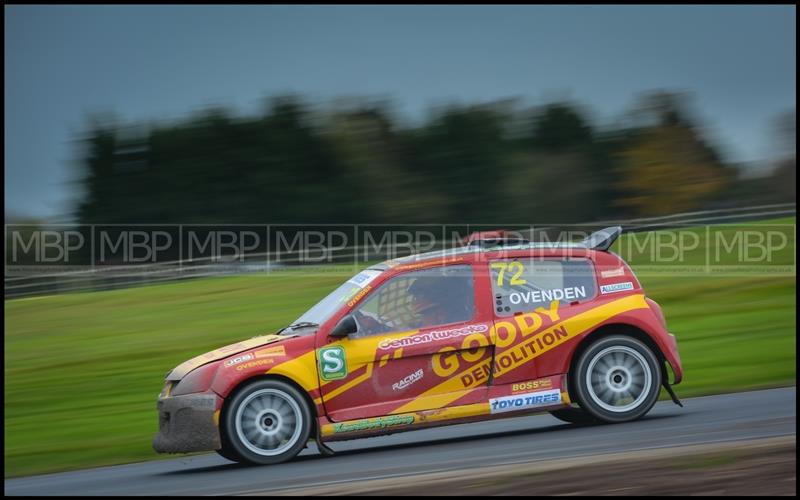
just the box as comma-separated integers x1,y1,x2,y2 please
5,387,796,496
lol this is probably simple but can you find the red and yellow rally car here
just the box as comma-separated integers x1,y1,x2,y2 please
153,227,683,464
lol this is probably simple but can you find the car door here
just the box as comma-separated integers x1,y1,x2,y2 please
487,256,598,386
317,263,494,422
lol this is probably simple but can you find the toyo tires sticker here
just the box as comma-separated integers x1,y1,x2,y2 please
489,389,561,414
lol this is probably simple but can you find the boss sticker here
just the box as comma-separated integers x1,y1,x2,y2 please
511,378,553,393
319,346,347,381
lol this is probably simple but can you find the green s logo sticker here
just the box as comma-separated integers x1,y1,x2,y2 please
319,346,347,381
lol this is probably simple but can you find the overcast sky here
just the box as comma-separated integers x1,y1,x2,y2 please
4,5,796,220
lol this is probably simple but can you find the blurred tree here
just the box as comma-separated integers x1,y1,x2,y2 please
519,102,620,220
615,125,732,216
326,106,447,223
530,103,593,151
73,91,773,228
626,90,697,129
500,151,599,223
407,103,511,222
768,109,796,202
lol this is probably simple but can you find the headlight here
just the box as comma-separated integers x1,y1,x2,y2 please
159,381,175,398
171,362,220,396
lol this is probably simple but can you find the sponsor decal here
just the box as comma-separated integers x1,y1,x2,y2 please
187,394,217,409
457,324,568,386
169,335,291,379
319,346,348,381
255,346,286,358
392,368,424,391
345,284,373,307
489,389,561,414
600,267,626,278
508,286,586,305
224,353,254,367
379,324,489,350
391,295,650,415
511,378,553,393
434,301,561,383
600,281,634,294
347,270,381,288
333,415,415,434
235,359,274,371
393,258,464,273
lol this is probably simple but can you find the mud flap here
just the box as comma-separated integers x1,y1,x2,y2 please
663,381,683,407
315,425,336,457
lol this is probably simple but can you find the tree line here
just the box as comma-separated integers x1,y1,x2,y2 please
74,91,794,226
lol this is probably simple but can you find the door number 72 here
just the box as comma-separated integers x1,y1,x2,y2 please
491,262,527,286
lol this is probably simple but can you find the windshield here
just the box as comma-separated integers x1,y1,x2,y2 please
292,268,383,326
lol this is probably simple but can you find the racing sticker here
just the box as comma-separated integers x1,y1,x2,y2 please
319,346,348,381
600,282,634,294
392,368,424,391
489,389,561,414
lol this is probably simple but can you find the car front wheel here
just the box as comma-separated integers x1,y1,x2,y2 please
222,379,312,465
572,335,662,423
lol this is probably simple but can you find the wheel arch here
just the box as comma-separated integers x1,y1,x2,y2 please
564,323,669,401
219,373,319,437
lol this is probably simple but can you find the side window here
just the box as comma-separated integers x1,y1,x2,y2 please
490,259,596,316
352,264,475,337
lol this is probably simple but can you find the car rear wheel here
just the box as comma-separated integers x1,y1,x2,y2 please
573,335,661,423
222,379,312,465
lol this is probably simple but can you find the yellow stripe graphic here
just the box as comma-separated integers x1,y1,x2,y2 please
392,294,648,413
494,294,648,378
322,362,374,401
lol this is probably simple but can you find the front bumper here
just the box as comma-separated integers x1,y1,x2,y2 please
152,391,222,454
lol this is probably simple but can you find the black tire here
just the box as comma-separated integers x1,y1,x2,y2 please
548,407,599,425
221,379,312,465
572,335,662,423
215,445,242,463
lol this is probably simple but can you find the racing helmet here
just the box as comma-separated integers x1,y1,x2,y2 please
407,276,444,316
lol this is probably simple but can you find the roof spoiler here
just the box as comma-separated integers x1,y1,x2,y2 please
581,226,622,251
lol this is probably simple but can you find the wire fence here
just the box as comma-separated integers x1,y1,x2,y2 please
4,203,796,299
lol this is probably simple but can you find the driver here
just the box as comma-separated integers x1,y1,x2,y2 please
407,276,453,328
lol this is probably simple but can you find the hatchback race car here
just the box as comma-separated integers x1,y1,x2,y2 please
153,226,683,465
